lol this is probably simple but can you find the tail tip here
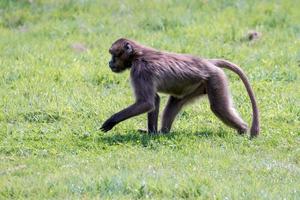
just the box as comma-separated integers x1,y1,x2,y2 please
250,126,260,138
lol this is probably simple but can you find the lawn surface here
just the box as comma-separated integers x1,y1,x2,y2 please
0,0,299,199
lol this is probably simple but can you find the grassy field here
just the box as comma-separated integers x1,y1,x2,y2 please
0,0,299,199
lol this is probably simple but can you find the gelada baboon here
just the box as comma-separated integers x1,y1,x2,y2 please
101,38,260,137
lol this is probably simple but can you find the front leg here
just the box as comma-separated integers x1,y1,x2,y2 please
160,96,184,133
147,94,160,133
101,101,154,132
101,62,156,132
160,85,207,133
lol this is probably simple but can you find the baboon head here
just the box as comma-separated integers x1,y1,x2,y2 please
108,38,135,73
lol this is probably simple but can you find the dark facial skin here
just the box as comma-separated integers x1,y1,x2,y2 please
108,41,133,73
101,38,260,138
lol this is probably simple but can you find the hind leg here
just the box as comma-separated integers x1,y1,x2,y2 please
160,85,206,133
207,69,248,134
160,96,184,133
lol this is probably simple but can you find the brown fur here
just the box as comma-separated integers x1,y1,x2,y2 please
101,38,260,137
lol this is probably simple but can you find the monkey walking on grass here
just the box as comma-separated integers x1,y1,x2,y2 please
101,38,260,138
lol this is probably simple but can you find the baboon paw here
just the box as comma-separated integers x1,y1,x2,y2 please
158,129,170,135
137,129,148,134
137,129,158,135
100,119,117,132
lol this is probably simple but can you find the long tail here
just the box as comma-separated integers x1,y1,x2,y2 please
209,59,260,137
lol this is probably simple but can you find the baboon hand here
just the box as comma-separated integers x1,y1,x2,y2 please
100,117,117,132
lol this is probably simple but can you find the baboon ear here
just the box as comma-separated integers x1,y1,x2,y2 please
124,43,133,54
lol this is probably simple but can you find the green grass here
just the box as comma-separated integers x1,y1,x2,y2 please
0,0,299,199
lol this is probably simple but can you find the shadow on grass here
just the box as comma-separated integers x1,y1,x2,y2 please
99,131,175,147
194,129,229,138
98,129,228,147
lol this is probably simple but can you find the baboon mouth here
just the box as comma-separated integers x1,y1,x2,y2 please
111,67,121,73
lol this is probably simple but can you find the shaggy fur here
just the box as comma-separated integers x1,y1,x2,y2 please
102,38,260,137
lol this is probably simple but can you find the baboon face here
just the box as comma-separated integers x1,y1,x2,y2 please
108,39,134,73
